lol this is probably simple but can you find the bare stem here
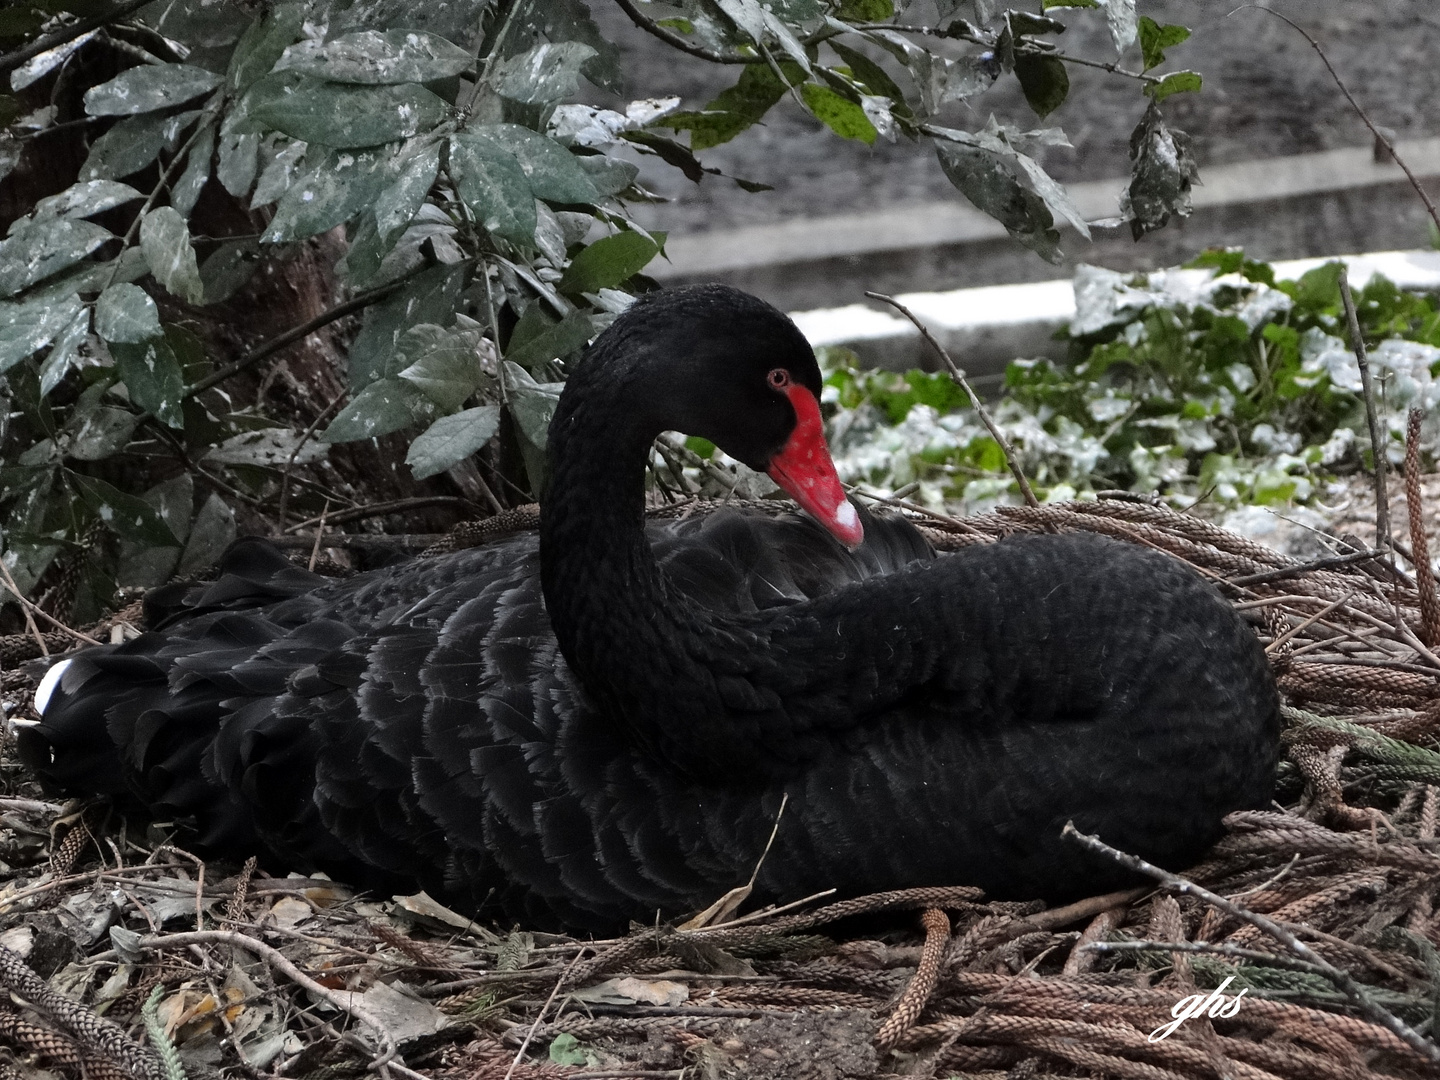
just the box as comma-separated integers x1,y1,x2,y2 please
1338,266,1391,555
277,389,347,527
865,291,1039,508
0,557,101,647
1235,5,1440,235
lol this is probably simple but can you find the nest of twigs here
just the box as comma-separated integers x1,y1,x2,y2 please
2,484,1440,1080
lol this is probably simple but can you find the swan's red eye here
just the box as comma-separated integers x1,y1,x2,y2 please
767,368,790,390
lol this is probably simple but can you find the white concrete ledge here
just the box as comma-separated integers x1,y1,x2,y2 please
792,249,1440,375
653,137,1440,279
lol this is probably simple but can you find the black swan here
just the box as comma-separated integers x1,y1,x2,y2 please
19,285,1279,931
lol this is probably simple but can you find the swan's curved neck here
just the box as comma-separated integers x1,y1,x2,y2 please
537,337,944,779
539,348,718,759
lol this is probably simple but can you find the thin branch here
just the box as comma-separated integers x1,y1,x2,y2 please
612,0,762,64
1226,547,1386,587
1234,5,1440,234
1060,821,1440,1064
865,291,1039,508
504,947,586,1080
284,496,481,534
1338,266,1391,555
1042,49,1157,84
277,389,347,527
1265,590,1356,656
0,0,153,77
308,499,331,572
0,557,101,647
849,486,987,536
101,101,221,294
183,272,422,402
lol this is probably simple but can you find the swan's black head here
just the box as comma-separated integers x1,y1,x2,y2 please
561,284,862,546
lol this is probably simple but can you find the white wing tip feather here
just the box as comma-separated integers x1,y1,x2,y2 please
32,658,72,718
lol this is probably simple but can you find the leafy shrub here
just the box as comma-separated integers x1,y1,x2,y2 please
821,253,1440,513
0,0,1201,625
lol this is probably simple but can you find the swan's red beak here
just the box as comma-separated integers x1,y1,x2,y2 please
766,385,864,549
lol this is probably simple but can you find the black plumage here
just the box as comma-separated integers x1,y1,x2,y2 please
21,285,1280,932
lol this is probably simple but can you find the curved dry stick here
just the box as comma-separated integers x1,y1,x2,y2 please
1339,267,1391,556
865,291,1040,508
277,389,348,528
1232,4,1440,235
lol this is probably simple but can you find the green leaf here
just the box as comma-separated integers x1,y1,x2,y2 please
1014,54,1069,118
449,135,536,245
250,79,449,148
83,64,222,116
204,427,327,467
493,41,597,104
65,406,138,461
262,144,400,243
115,474,192,588
199,239,260,304
70,472,180,546
176,492,235,577
557,230,662,294
217,131,260,197
547,1033,587,1068
0,291,84,373
935,140,1061,263
504,360,563,449
505,309,594,371
139,207,204,304
0,218,110,298
95,282,161,343
320,376,437,442
664,62,797,151
799,83,876,144
1294,261,1343,310
274,29,474,84
38,305,89,396
620,130,706,181
395,323,486,410
347,263,465,388
838,0,893,18
514,0,624,94
171,122,215,217
113,336,186,428
406,404,501,479
1146,70,1202,103
827,42,908,111
80,110,200,181
32,179,142,222
226,70,305,136
1138,17,1190,72
463,125,600,204
249,137,306,207
574,155,637,197
375,141,440,241
227,3,306,92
